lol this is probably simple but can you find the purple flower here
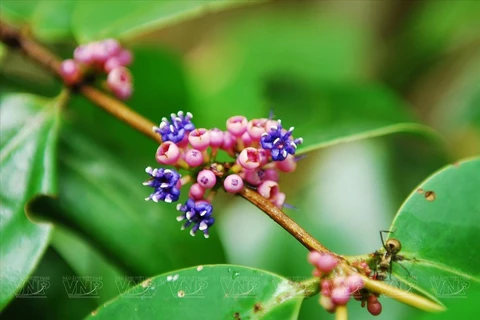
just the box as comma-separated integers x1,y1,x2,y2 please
154,111,195,143
176,199,215,238
143,167,181,203
260,120,303,161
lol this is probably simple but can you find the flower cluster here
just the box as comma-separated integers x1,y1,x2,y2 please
60,39,133,100
308,251,382,316
143,112,303,238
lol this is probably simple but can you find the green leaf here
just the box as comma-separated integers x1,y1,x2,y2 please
71,0,266,43
85,265,311,320
0,0,74,42
275,84,441,155
388,157,480,305
26,129,226,277
0,93,61,310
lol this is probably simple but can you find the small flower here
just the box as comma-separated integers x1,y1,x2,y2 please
238,147,263,170
209,128,224,148
308,251,338,273
185,149,204,167
176,199,215,238
107,66,133,100
143,166,181,203
60,59,81,85
156,141,180,165
188,128,210,151
226,115,248,137
197,169,217,189
331,286,351,306
188,183,205,200
224,174,244,193
260,120,303,161
154,111,195,143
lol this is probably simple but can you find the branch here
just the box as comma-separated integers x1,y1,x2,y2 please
0,20,162,144
239,188,339,257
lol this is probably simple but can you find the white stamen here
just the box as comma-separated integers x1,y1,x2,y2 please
190,230,196,237
273,138,280,145
199,221,207,231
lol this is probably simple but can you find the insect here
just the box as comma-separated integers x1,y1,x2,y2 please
373,231,405,281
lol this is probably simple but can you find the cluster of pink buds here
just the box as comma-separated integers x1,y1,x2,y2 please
143,112,304,238
308,251,382,316
59,39,133,100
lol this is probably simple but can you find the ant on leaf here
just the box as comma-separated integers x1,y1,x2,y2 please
372,230,409,281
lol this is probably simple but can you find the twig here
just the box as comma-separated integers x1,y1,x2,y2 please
335,305,348,320
239,188,339,257
0,20,161,144
361,275,445,312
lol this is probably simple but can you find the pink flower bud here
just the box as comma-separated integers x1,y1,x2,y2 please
155,141,180,165
238,147,262,170
115,49,133,66
185,149,204,167
331,286,351,305
107,66,133,100
224,174,244,193
189,183,205,200
275,154,297,172
321,279,332,296
60,59,82,85
226,115,247,137
247,118,268,140
188,128,210,151
244,170,263,186
102,38,121,56
241,131,252,147
312,253,338,273
209,128,224,148
257,180,280,201
273,192,286,208
73,44,94,64
263,169,279,181
91,41,110,64
346,274,364,293
104,57,122,73
222,131,235,151
197,169,216,189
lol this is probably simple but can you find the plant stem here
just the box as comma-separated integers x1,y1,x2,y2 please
361,275,446,312
0,20,162,144
335,306,348,320
239,188,339,257
79,86,162,144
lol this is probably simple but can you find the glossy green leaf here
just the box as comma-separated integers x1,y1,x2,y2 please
71,0,266,43
0,93,60,310
26,129,226,277
387,158,480,305
85,265,311,320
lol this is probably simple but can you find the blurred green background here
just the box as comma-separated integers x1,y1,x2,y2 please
1,0,479,319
